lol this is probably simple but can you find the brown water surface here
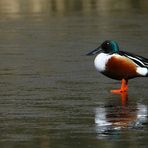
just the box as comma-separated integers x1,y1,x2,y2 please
0,0,148,148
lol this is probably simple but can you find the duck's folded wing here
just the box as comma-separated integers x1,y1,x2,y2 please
119,50,148,67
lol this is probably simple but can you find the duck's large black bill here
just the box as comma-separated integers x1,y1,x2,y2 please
86,46,102,56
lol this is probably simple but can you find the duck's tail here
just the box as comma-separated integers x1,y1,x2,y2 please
146,68,148,77
136,67,148,77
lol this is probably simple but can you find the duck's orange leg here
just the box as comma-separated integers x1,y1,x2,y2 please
111,79,128,93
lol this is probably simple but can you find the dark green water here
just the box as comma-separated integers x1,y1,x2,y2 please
0,0,147,148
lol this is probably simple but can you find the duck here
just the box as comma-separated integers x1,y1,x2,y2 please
86,40,148,93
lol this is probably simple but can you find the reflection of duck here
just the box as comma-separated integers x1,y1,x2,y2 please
95,93,148,136
87,40,148,93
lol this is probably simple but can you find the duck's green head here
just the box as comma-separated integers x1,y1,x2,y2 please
86,40,119,56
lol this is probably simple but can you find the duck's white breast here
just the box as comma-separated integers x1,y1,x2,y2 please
94,53,112,72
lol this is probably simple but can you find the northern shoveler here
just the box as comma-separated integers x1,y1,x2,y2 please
86,40,148,93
